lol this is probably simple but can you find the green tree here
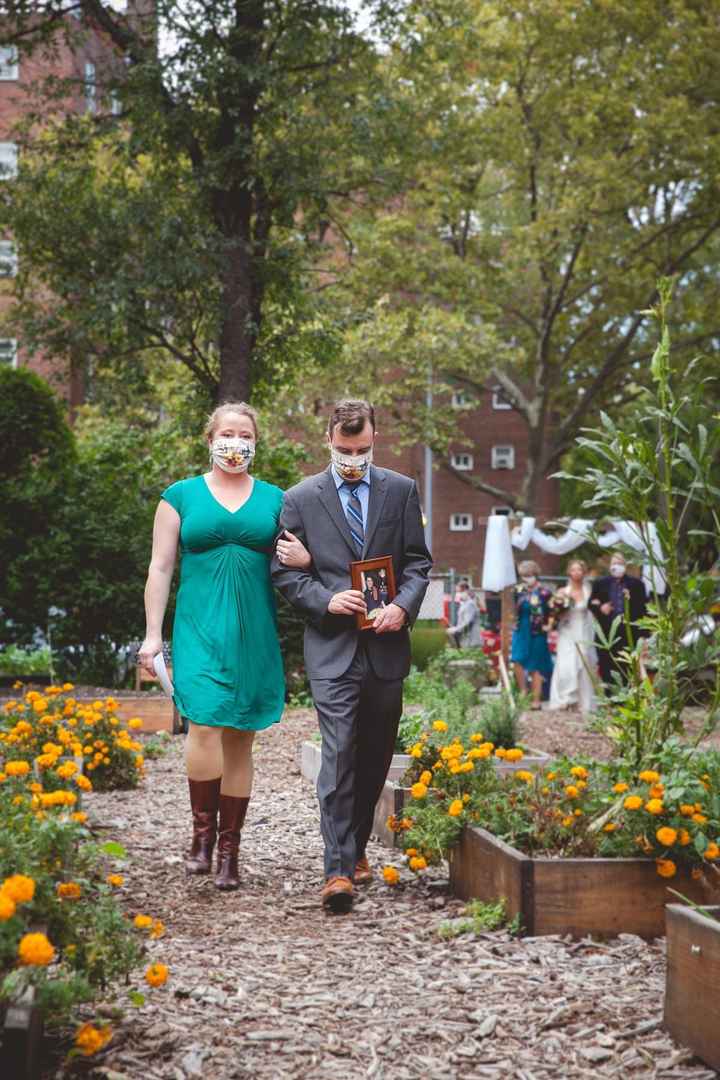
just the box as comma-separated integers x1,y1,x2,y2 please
0,0,401,403
307,0,720,512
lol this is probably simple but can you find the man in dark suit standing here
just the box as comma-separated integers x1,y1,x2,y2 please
272,400,432,913
589,551,649,686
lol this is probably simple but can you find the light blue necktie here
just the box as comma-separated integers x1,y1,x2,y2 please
343,481,364,554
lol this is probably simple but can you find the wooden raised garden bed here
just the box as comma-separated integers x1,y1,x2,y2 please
449,825,716,939
664,903,720,1069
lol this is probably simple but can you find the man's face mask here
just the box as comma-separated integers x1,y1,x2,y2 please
610,563,626,578
330,446,373,481
520,575,537,586
211,437,255,474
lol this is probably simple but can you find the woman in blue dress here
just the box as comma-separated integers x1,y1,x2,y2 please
511,560,553,710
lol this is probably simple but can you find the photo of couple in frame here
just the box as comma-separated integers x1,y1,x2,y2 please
350,555,396,630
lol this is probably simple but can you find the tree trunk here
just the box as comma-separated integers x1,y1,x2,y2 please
216,236,256,404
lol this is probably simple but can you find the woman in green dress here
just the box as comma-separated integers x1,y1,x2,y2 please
137,402,310,891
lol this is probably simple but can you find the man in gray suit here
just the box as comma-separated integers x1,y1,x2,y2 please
272,399,432,913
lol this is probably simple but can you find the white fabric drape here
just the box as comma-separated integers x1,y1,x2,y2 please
505,517,667,595
482,515,517,591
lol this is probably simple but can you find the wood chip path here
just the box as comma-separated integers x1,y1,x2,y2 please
52,709,717,1079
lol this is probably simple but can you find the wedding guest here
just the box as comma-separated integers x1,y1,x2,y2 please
446,588,482,649
272,399,431,913
510,559,553,709
137,403,311,891
589,551,649,686
549,559,597,714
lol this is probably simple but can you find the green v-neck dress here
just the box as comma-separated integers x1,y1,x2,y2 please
161,475,285,730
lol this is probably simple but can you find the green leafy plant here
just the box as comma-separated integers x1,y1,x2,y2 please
0,645,54,676
437,898,520,939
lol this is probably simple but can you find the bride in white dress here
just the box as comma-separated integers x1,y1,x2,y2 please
549,559,597,715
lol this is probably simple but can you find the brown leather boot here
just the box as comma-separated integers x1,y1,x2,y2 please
215,794,249,891
185,777,221,875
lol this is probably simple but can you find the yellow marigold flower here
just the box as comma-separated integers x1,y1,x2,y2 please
693,813,708,825
0,893,16,920
459,760,474,773
638,770,660,784
128,718,143,730
546,771,557,781
603,823,618,833
462,793,471,803
105,697,119,710
450,763,461,775
570,765,588,780
62,682,74,691
448,799,464,817
678,828,691,846
405,848,417,857
574,808,583,817
649,784,665,799
410,745,422,759
656,858,677,879
56,882,82,900
32,698,48,714
75,1022,112,1057
75,774,92,791
106,874,124,887
645,799,664,815
5,760,31,777
410,782,428,799
151,919,165,939
12,680,23,689
613,782,629,794
656,827,677,847
382,866,400,886
576,780,587,790
432,720,448,733
2,874,35,904
561,816,574,827
18,932,55,966
494,747,507,759
401,817,412,831
564,785,579,799
432,761,443,771
474,747,491,759
514,770,534,784
505,748,524,763
35,753,59,769
470,733,484,743
624,795,643,811
705,842,720,861
55,762,78,780
419,770,432,785
134,914,153,930
409,855,427,872
679,804,695,817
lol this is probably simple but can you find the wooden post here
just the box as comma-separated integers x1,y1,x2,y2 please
500,585,513,667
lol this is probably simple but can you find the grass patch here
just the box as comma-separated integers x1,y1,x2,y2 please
437,898,521,939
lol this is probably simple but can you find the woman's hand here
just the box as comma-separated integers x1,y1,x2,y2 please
137,636,163,676
276,530,312,570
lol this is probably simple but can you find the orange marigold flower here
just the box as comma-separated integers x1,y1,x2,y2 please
75,774,92,791
603,822,618,833
5,760,31,777
656,827,677,847
382,866,400,886
106,874,124,887
145,962,169,988
448,799,464,817
693,813,708,825
705,842,720,861
133,914,153,930
514,770,534,784
75,1022,112,1056
18,932,55,966
432,720,448,733
410,782,428,799
409,855,427,872
624,795,643,811
505,748,524,763
679,804,695,817
2,874,35,904
56,882,82,900
564,785,579,799
570,765,588,780
649,784,665,799
638,770,660,784
0,893,16,920
656,858,677,879
644,799,664,815
678,829,691,846
419,770,432,786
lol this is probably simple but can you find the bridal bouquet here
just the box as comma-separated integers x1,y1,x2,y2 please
545,588,574,630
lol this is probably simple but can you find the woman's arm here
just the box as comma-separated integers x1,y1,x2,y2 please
137,501,180,674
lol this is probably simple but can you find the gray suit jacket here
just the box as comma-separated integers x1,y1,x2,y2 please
271,465,432,680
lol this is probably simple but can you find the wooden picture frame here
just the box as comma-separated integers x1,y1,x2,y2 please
350,555,397,631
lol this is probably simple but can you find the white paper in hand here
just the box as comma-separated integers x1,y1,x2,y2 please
152,653,174,698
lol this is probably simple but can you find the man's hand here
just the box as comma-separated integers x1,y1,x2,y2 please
600,602,613,616
328,590,367,616
372,603,407,634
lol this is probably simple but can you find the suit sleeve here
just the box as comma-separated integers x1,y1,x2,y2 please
589,578,604,621
393,481,433,625
270,491,333,626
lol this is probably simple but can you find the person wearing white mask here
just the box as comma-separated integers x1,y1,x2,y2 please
271,399,431,913
589,551,648,686
137,402,311,891
510,559,554,709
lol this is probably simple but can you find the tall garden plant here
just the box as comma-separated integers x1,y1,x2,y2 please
561,278,720,765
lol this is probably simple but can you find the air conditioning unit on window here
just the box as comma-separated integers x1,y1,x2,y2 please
491,445,515,470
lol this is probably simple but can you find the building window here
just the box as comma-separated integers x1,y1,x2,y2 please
110,92,122,116
0,143,18,179
450,452,473,471
85,62,97,113
450,513,473,531
491,506,512,517
0,241,17,276
0,46,19,81
492,385,513,410
491,445,515,470
451,390,468,408
0,338,18,366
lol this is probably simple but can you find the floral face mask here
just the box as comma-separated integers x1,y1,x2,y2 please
210,437,255,474
330,446,373,482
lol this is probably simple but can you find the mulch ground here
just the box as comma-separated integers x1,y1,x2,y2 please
42,706,718,1079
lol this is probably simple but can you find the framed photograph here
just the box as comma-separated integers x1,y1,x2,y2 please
350,555,397,631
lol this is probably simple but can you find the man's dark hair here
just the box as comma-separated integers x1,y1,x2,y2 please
328,399,375,437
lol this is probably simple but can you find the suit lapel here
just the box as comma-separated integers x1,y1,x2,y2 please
316,467,358,557
363,467,388,555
